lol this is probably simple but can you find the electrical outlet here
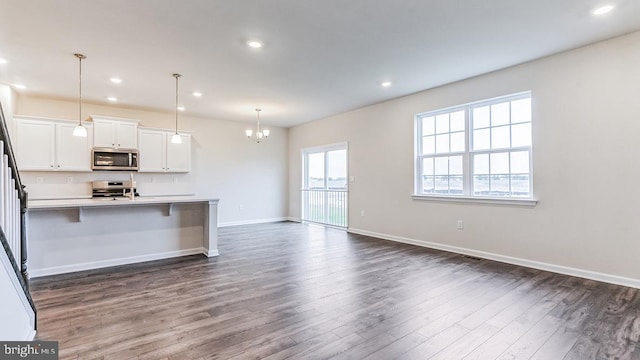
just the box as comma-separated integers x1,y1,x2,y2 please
66,176,73,184
360,210,365,217
36,176,44,184
238,204,245,211
349,176,355,182
457,220,464,230
173,177,178,183
151,177,157,183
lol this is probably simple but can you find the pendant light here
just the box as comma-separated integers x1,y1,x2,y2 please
171,73,182,144
72,53,88,137
245,108,270,143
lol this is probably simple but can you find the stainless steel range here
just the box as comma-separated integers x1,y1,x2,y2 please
92,180,139,198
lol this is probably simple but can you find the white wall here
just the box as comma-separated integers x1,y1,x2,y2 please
0,84,17,139
0,245,35,341
0,246,35,340
289,31,640,284
15,96,289,225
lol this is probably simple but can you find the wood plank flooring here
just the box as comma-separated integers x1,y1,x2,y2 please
30,222,640,359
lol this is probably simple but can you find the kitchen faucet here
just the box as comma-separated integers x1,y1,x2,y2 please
129,172,135,200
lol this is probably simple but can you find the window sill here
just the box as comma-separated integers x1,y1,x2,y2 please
411,194,538,207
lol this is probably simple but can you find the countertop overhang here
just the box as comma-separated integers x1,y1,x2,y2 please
28,196,220,210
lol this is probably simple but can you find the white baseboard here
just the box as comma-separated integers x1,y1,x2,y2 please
218,217,290,227
348,227,640,289
286,217,301,223
30,248,206,278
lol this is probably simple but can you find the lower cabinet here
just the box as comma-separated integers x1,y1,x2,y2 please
15,116,92,171
138,129,191,173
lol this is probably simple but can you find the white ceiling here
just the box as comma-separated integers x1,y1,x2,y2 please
1,0,639,128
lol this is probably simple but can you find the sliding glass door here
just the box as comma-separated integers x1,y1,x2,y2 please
302,143,348,228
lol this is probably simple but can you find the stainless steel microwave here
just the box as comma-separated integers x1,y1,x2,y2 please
92,148,139,171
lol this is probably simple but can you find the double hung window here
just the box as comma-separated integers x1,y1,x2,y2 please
416,92,532,199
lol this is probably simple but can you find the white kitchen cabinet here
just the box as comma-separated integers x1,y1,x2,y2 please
166,133,191,172
15,116,92,171
138,129,191,173
16,118,55,170
55,122,92,171
138,130,166,172
92,116,139,149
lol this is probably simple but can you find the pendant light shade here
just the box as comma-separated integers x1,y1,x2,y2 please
73,53,88,137
171,73,182,144
73,123,88,137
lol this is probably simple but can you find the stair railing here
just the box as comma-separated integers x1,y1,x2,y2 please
0,101,36,323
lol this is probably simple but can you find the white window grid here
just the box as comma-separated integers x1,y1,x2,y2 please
415,91,532,198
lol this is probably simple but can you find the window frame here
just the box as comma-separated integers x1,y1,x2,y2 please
414,91,537,206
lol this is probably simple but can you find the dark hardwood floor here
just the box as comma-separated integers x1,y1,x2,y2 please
31,222,640,359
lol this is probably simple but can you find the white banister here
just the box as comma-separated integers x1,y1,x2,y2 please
0,142,22,264
10,180,15,251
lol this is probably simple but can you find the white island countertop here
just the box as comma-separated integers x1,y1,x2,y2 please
28,196,219,210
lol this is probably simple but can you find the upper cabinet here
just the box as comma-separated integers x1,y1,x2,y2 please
15,115,189,173
55,122,93,171
91,116,139,149
137,130,166,172
166,133,191,172
138,129,191,173
15,116,92,171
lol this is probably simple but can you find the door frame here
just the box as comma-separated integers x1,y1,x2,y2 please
301,142,349,228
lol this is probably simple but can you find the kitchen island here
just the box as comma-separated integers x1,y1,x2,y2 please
27,196,219,277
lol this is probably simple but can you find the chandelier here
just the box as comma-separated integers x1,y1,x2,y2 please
245,108,270,143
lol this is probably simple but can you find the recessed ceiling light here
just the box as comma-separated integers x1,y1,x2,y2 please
12,84,26,89
0,58,7,64
381,81,392,87
247,40,263,48
192,91,202,97
110,77,123,84
177,106,185,111
107,97,118,102
591,5,614,15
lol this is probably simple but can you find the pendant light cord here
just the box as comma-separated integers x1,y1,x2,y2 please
79,56,82,125
173,73,181,134
75,53,86,126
